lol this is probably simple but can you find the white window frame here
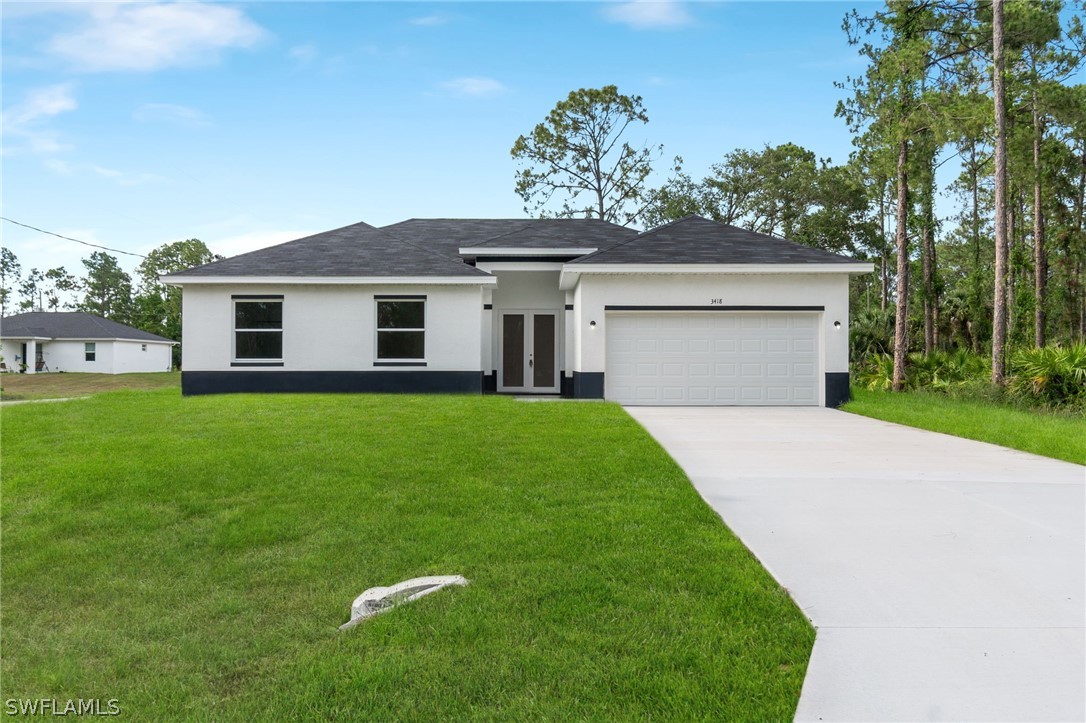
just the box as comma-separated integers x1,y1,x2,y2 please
85,342,96,362
375,296,426,365
233,298,284,363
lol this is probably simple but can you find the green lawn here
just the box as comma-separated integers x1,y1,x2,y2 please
1,391,813,720
844,387,1086,465
0,372,180,401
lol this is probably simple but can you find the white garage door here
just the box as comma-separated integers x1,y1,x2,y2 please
606,312,820,406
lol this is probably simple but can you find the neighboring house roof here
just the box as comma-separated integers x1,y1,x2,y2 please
165,222,490,279
569,215,862,265
382,218,636,256
0,312,175,343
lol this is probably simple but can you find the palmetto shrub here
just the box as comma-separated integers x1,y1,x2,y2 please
1007,343,1086,411
853,349,990,392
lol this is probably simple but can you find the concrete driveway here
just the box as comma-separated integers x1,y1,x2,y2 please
626,407,1085,722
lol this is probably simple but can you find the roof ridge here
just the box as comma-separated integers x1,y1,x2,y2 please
463,222,565,247
567,216,693,263
376,226,492,276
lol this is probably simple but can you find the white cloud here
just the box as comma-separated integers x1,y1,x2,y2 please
1,84,77,155
440,76,506,98
44,158,74,175
46,3,266,72
602,1,693,30
133,103,212,128
4,83,77,125
90,164,166,186
288,43,317,64
409,14,449,27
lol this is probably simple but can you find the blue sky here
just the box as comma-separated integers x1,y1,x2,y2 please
3,1,875,282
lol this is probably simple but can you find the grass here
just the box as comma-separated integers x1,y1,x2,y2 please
844,387,1086,465
1,391,813,720
0,372,180,401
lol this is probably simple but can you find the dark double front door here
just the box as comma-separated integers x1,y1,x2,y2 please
499,311,558,393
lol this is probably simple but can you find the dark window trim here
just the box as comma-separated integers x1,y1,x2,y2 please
233,298,284,363
604,305,825,312
375,298,426,362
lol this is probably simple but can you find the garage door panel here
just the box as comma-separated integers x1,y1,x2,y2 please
606,312,819,406
741,339,762,353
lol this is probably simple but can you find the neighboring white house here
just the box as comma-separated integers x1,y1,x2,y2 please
0,312,175,375
164,216,872,406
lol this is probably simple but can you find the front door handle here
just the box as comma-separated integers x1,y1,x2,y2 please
529,359,534,368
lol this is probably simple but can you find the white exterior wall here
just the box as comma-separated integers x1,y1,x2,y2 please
572,273,851,375
0,339,171,374
46,340,112,373
113,340,173,373
181,283,484,372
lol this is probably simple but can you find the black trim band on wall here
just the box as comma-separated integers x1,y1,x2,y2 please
374,294,427,300
572,371,604,399
604,305,825,312
373,361,427,367
825,372,850,408
182,370,482,396
560,374,574,398
232,294,284,300
482,372,497,393
564,304,574,311
483,303,493,310
231,361,284,367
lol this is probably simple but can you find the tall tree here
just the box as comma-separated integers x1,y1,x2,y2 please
991,0,1010,384
18,268,44,312
511,86,662,225
80,251,133,322
43,267,80,311
133,239,220,362
0,248,20,317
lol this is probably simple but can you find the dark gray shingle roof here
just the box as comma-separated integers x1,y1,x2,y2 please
166,222,490,278
569,215,863,265
0,312,174,342
382,218,636,255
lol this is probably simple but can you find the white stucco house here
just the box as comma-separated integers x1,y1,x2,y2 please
164,215,872,406
0,312,175,375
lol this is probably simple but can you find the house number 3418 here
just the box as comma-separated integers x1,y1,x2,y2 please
709,298,723,305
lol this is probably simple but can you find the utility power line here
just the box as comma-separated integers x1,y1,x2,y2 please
1,217,146,258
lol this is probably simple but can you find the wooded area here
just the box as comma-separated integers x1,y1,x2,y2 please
510,0,1085,408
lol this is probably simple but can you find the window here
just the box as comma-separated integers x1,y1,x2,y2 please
85,342,96,362
141,344,147,352
376,297,425,361
234,299,283,361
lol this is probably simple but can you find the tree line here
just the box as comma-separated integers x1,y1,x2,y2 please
0,240,220,366
510,0,1085,393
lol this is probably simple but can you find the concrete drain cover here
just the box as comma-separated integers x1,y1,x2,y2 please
339,575,469,630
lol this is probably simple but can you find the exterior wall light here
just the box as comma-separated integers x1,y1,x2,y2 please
589,320,597,329
833,321,842,329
